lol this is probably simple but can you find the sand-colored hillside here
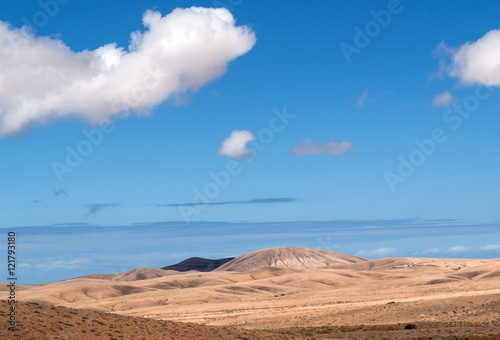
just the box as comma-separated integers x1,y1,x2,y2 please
3,249,500,339
216,246,367,271
79,268,183,282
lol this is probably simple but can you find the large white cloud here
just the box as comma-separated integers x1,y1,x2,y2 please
0,7,256,136
442,29,500,86
217,130,255,159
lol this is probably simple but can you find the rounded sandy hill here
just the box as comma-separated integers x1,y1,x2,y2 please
215,246,367,272
79,268,179,282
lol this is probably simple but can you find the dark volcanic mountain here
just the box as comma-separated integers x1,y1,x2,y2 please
161,257,235,272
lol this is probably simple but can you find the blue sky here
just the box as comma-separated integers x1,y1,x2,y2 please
1,0,500,284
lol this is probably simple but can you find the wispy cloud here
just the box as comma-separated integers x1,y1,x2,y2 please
433,40,457,57
423,248,440,255
85,203,121,216
19,257,94,270
422,244,500,255
158,197,296,208
446,245,469,253
481,244,500,251
53,189,68,197
217,130,256,159
424,245,471,254
432,91,456,107
356,247,396,257
429,41,457,82
355,89,394,107
357,89,369,107
289,137,353,156
0,8,256,136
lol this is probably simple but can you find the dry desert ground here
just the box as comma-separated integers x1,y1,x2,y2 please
2,247,500,339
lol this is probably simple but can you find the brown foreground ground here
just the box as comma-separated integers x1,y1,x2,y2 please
1,300,500,339
0,300,296,339
2,250,500,339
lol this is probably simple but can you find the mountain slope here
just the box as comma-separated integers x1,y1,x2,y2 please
80,268,176,282
161,257,235,272
216,247,367,271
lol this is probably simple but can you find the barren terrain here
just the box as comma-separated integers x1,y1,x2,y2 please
2,247,500,339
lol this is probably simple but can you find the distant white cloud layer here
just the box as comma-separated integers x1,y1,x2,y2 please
424,244,499,254
432,91,455,107
440,29,500,86
218,130,255,159
0,7,256,136
290,137,353,156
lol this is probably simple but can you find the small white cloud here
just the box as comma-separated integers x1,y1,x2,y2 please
438,29,500,86
446,245,468,253
357,89,369,107
290,137,353,156
432,91,455,107
0,7,256,136
481,244,500,251
357,247,396,257
217,130,255,159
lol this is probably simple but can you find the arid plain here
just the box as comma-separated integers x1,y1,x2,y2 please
2,247,500,339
